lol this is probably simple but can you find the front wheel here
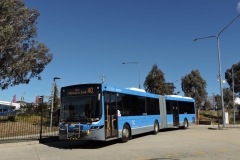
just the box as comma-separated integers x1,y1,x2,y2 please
120,124,130,143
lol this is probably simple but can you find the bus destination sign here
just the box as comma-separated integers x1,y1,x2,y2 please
62,85,101,96
67,87,94,96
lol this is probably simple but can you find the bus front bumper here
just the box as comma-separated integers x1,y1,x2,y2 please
59,129,90,140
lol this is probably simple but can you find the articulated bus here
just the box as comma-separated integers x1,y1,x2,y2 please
59,83,196,142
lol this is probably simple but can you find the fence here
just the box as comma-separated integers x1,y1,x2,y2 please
0,104,59,143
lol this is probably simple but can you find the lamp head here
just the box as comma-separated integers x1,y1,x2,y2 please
54,77,61,80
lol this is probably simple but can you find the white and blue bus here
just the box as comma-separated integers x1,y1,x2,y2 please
59,83,196,142
0,104,16,116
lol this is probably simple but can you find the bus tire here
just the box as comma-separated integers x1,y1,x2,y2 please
183,119,188,129
153,120,159,135
120,124,130,143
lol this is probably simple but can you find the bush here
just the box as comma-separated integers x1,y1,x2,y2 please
8,116,16,122
0,116,8,122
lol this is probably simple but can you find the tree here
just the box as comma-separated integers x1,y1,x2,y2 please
166,82,180,95
144,64,167,94
19,102,35,115
225,62,240,94
181,70,207,124
49,83,60,113
203,100,211,111
0,0,52,89
223,88,234,111
144,64,178,95
181,70,207,106
48,83,60,126
214,94,221,109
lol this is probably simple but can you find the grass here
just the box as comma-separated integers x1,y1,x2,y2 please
200,110,240,125
0,115,59,138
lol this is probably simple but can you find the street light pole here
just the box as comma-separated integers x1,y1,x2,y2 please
232,66,235,125
122,61,141,89
50,77,61,132
194,14,240,127
216,36,226,127
194,35,225,127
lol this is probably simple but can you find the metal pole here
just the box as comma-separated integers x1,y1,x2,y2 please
232,66,235,125
216,37,225,127
212,93,215,108
50,77,61,132
194,14,240,127
40,102,43,140
50,79,55,132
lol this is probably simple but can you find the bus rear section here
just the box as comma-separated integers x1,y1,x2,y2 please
160,95,196,129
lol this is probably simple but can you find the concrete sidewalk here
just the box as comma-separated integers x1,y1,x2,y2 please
0,125,240,160
0,140,86,160
207,124,240,130
0,140,41,160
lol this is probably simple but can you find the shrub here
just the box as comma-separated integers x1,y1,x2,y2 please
8,116,16,122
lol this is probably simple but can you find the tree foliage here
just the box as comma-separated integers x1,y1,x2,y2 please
181,69,207,108
144,64,177,95
49,83,60,112
214,94,221,109
165,82,178,95
0,0,52,89
203,100,211,110
225,62,240,93
223,88,234,110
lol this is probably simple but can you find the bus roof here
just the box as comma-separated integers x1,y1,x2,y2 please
126,87,146,92
62,83,194,101
103,84,159,98
165,95,195,102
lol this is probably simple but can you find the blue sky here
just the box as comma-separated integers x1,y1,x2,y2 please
1,0,240,102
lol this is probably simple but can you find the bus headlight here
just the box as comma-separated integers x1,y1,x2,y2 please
86,130,90,135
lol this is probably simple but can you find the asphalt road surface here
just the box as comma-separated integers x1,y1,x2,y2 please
0,125,240,160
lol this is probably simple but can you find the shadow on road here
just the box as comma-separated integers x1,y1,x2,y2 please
39,128,182,149
39,137,119,149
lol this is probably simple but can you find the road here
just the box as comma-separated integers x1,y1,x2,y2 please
0,125,239,160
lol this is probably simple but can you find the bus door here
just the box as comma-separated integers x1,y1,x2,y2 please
104,92,118,139
172,101,179,126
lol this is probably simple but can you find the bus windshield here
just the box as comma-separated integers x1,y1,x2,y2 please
61,95,101,123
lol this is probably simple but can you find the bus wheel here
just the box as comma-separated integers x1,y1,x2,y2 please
183,119,188,129
153,120,159,135
120,124,130,143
